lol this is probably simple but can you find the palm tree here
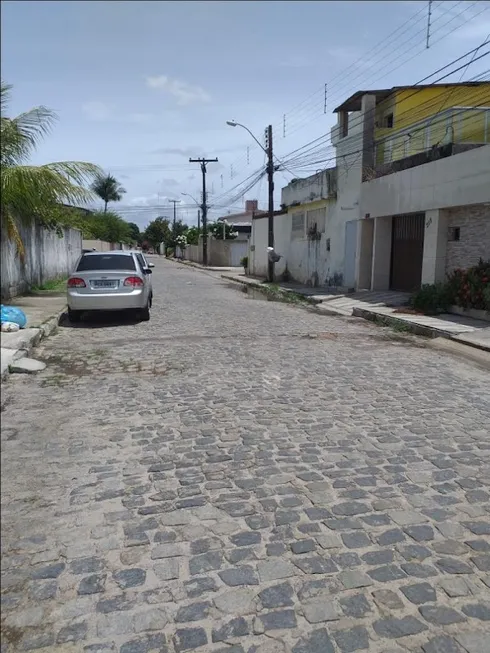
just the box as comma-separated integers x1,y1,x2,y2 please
91,172,126,213
1,81,102,259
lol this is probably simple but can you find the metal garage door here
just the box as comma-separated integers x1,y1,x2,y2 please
390,214,425,291
230,240,249,267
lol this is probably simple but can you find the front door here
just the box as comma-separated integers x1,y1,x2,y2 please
390,214,425,291
344,220,358,289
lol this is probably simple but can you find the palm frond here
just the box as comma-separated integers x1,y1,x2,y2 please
3,210,26,261
0,81,105,258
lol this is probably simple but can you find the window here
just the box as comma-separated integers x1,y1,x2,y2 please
77,254,136,272
384,113,394,128
383,139,393,163
306,207,326,234
448,227,461,242
136,253,148,271
291,212,305,238
340,111,348,138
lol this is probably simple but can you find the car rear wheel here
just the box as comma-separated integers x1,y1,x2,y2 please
68,308,82,323
139,302,150,322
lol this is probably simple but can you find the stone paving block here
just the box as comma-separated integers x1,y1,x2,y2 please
3,260,490,653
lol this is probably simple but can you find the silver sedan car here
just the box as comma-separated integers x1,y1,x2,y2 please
67,251,154,322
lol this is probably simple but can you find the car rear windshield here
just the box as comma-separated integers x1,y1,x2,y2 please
76,254,136,272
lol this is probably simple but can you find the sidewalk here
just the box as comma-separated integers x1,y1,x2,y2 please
222,272,490,352
170,258,243,273
1,292,66,379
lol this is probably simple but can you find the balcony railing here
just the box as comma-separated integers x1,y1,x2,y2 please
374,106,490,166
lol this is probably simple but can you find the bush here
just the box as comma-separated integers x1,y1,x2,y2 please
447,258,490,311
411,283,453,315
410,259,490,314
240,256,248,271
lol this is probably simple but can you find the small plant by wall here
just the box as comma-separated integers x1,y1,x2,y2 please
410,258,490,314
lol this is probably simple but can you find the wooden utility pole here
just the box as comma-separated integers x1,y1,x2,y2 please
197,209,201,231
265,125,275,282
169,199,179,229
189,157,218,266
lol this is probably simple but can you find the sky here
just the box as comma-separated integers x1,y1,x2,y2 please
2,0,490,230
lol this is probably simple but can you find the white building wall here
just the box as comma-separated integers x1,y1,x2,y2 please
360,145,490,218
249,214,289,279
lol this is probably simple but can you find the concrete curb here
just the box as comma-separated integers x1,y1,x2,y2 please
352,307,444,339
220,274,323,305
352,306,490,354
1,305,66,381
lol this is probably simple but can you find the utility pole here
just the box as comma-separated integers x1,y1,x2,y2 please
426,0,433,49
189,157,218,266
265,125,274,282
197,209,201,231
169,199,179,229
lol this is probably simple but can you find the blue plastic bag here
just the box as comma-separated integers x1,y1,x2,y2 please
0,305,27,329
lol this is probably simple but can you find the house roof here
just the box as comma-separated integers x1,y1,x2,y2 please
333,81,490,113
217,210,266,222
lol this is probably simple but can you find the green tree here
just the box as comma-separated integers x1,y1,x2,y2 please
79,210,132,244
127,222,141,244
186,226,201,245
144,216,172,250
91,172,126,213
0,81,101,259
208,221,238,240
171,219,188,244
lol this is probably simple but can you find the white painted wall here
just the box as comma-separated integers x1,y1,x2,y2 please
360,145,490,218
1,224,82,299
281,169,336,207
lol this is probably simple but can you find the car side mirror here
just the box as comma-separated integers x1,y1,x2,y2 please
144,268,152,275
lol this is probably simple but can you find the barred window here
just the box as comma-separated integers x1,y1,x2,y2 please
306,207,326,234
291,212,305,238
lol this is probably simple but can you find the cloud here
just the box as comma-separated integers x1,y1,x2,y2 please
151,146,203,157
126,112,153,124
276,55,313,69
82,101,112,121
161,178,180,188
451,19,490,40
82,103,154,125
146,75,211,106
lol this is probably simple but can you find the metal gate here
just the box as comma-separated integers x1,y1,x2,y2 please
230,240,249,267
390,214,425,291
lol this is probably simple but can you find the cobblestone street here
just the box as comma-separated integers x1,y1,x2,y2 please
2,259,490,653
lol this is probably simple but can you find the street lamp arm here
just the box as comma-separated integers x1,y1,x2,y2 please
226,120,266,154
181,192,200,206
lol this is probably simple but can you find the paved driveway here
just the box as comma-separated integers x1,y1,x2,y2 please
2,259,489,653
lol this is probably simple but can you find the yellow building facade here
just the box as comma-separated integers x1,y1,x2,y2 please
373,82,490,164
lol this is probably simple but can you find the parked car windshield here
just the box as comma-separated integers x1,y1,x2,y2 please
76,254,136,272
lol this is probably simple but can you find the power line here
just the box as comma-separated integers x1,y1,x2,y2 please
223,0,482,181
278,45,490,168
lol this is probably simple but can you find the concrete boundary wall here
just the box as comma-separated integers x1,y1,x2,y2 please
1,224,82,300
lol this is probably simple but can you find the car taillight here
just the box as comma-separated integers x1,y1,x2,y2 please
123,276,144,287
68,277,86,288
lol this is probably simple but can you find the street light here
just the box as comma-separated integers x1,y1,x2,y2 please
226,119,275,282
226,120,267,154
181,193,201,230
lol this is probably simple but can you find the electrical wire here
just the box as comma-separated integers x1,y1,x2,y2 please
223,0,485,183
278,46,490,169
